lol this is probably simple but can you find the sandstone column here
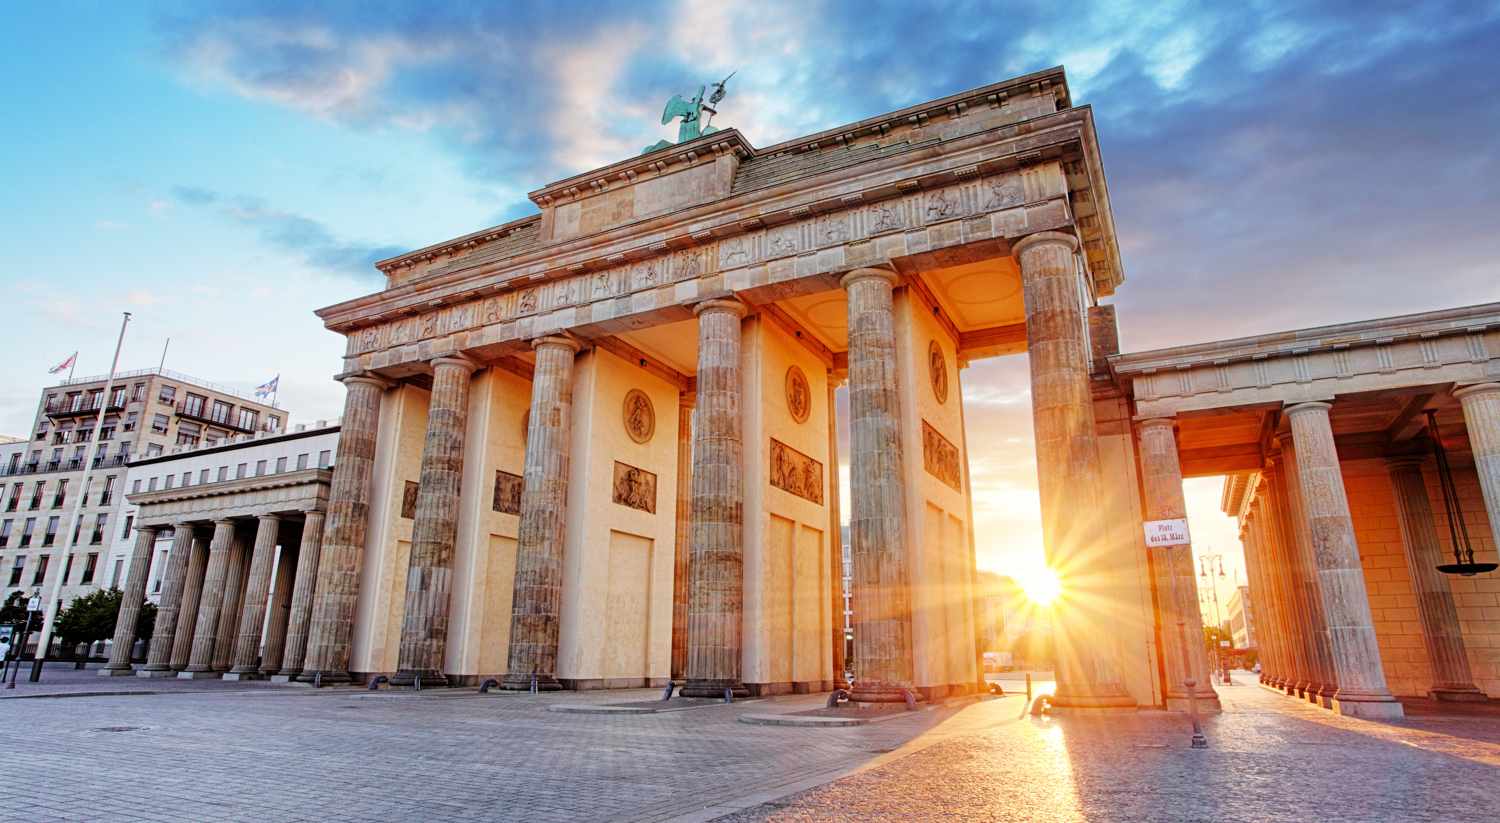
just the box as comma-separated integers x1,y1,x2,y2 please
393,355,479,688
227,515,281,678
1136,418,1220,711
169,536,209,671
503,336,582,691
301,374,390,684
278,511,325,679
181,519,237,677
838,269,913,704
826,373,847,684
1454,383,1500,551
681,301,750,698
213,530,250,671
260,541,297,676
1275,437,1338,702
1237,507,1281,687
100,525,159,675
1286,401,1402,718
1013,232,1134,709
671,393,694,681
1387,457,1487,701
140,525,197,676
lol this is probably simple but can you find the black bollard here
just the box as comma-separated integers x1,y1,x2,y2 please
661,681,677,701
826,689,850,709
479,678,499,694
722,687,733,704
368,675,389,691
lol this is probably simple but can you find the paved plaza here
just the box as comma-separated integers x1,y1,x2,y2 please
1,670,1496,822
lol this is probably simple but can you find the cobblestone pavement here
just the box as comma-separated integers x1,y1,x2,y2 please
0,668,975,823
720,671,1500,822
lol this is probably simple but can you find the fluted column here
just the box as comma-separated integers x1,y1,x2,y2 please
1273,442,1335,701
100,526,160,675
301,374,390,684
1387,458,1487,701
260,540,297,675
1238,509,1281,686
1262,461,1313,696
393,355,479,688
1014,232,1134,709
141,525,197,676
826,373,847,683
671,393,694,681
212,530,250,671
181,520,237,676
682,301,750,699
839,269,914,703
1286,402,1402,718
227,515,281,678
1454,383,1500,551
169,535,209,671
1136,418,1219,711
503,336,582,691
278,511,324,678
1254,471,1300,692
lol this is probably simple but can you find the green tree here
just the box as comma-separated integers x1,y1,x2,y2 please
53,588,157,647
0,592,27,625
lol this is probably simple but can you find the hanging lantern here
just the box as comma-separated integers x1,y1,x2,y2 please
1425,410,1497,576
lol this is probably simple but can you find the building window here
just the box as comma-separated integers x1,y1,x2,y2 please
217,466,228,482
19,518,35,547
62,554,74,584
31,555,49,586
131,479,141,494
132,382,146,401
99,475,115,506
7,557,23,587
164,475,174,490
183,393,207,417
5,484,20,512
52,479,66,509
151,413,170,434
42,516,58,547
72,516,82,543
181,471,191,487
237,408,259,431
80,553,98,585
158,385,177,404
91,514,107,545
121,514,134,540
146,444,163,458
255,459,267,477
198,468,210,485
275,456,287,473
98,423,114,441
0,519,10,548
235,463,247,479
30,482,45,510
124,411,138,432
110,558,124,588
318,450,332,469
266,416,282,432
111,387,127,407
296,453,309,470
176,421,201,446
211,401,233,426
147,477,157,492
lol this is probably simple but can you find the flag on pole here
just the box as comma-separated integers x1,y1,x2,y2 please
254,375,280,400
47,352,77,374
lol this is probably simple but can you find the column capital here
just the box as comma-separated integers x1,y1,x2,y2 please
531,334,582,354
256,513,282,524
1284,400,1333,417
430,353,481,374
1453,382,1500,402
212,518,237,528
1136,416,1177,434
838,267,899,290
1011,230,1079,258
692,298,748,319
340,372,395,391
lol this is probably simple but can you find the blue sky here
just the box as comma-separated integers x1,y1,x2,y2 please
4,1,1499,582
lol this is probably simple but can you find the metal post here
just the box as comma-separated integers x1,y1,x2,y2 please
31,312,132,682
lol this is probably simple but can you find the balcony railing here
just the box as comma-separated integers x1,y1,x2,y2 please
44,400,125,420
44,460,59,471
175,401,256,433
90,454,125,469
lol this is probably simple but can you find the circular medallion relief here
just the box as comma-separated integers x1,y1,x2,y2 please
622,389,655,444
785,365,811,424
929,340,949,405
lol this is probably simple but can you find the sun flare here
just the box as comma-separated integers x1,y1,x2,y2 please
1016,564,1062,606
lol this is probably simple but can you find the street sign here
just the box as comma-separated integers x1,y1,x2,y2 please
26,595,41,613
1143,518,1191,547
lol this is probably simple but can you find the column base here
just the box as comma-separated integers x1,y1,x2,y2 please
681,678,749,699
221,671,261,681
137,669,178,679
177,670,223,680
97,667,134,677
847,682,917,704
1331,694,1405,720
1051,686,1137,711
297,669,351,685
501,673,563,692
390,669,449,688
1432,686,1490,702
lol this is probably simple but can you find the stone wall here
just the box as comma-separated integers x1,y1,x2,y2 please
1424,464,1500,695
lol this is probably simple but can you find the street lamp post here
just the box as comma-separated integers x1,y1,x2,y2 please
1199,553,1232,685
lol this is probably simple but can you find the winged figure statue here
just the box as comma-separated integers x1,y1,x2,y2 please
643,73,735,154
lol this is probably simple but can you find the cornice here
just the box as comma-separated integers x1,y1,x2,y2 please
529,129,754,208
374,215,540,275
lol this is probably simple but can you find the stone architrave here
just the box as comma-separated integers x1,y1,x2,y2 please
1454,383,1500,551
671,394,694,681
260,539,298,676
1386,458,1487,701
140,525,197,676
278,511,325,678
169,536,210,671
1285,401,1403,719
1013,232,1134,709
392,355,480,688
839,269,915,703
1135,418,1220,712
181,520,237,677
213,530,251,672
682,300,750,699
301,374,390,684
503,336,582,691
227,515,282,678
100,526,160,676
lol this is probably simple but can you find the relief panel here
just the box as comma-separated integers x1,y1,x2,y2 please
921,421,961,490
769,438,824,504
612,461,657,513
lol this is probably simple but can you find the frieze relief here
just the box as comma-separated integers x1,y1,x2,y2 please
921,421,962,490
612,461,657,513
770,438,824,504
347,170,1040,359
400,481,419,519
492,470,523,515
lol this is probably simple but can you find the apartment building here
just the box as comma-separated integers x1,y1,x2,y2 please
1226,584,1257,651
0,368,286,613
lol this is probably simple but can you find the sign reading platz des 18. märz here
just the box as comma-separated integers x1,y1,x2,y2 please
1143,518,1191,548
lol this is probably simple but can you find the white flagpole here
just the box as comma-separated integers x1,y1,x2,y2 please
67,353,76,382
30,312,131,681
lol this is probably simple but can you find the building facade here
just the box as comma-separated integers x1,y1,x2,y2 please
1226,585,1256,651
0,368,284,615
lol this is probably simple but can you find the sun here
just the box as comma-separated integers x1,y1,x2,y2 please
1016,564,1062,606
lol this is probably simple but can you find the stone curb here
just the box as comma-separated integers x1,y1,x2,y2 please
736,693,992,727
